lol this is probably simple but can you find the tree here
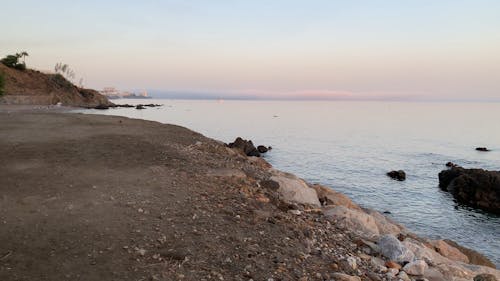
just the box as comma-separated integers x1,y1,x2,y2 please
19,51,29,64
1,53,26,70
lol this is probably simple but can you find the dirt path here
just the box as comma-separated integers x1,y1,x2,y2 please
0,112,375,281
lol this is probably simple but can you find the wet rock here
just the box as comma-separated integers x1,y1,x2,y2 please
228,137,261,157
474,274,498,281
269,170,320,206
135,105,146,109
476,147,490,152
438,167,500,214
378,235,414,263
257,145,269,153
323,205,379,238
446,162,459,168
403,260,428,276
387,170,406,181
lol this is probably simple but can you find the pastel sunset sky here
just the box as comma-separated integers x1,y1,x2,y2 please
1,0,499,100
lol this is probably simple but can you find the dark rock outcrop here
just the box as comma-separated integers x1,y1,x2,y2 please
257,145,269,153
446,162,459,168
387,170,406,181
476,147,490,152
439,167,500,214
474,274,497,281
94,104,110,110
228,137,260,157
135,105,146,110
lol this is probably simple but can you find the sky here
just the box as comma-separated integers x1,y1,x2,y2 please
1,0,500,100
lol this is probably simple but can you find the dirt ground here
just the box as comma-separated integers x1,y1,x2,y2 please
0,111,381,281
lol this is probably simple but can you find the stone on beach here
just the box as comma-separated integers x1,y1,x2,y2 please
403,259,428,276
269,170,321,207
310,184,361,210
323,205,380,238
431,239,469,263
365,209,404,236
378,234,414,263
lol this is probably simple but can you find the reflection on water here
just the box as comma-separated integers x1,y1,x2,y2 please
77,99,500,266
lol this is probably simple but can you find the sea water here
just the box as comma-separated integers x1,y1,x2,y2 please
78,99,500,266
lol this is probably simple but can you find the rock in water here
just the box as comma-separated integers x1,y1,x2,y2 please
476,147,490,152
228,137,261,157
257,145,268,153
438,167,500,214
387,170,406,181
135,105,146,109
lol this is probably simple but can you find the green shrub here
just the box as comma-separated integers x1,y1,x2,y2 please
1,55,19,67
0,73,5,96
51,73,74,90
1,52,28,70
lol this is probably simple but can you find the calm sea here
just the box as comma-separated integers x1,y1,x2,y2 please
77,99,500,266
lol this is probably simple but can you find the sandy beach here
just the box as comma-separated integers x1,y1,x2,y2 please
1,110,498,281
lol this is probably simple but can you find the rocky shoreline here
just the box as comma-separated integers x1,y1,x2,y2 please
0,111,498,281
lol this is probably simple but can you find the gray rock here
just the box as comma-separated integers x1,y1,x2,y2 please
378,234,415,263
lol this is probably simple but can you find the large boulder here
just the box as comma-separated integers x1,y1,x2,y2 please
431,240,469,263
378,235,415,263
228,137,261,157
269,170,321,207
444,239,496,269
366,209,404,236
310,184,361,210
438,167,500,214
324,206,380,239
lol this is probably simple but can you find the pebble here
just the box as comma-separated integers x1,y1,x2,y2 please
386,268,399,278
397,271,411,281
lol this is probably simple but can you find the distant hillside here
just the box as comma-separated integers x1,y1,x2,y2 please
0,63,112,107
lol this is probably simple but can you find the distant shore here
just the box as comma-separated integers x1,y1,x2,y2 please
0,109,498,281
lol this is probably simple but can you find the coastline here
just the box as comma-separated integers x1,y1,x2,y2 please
0,109,498,281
